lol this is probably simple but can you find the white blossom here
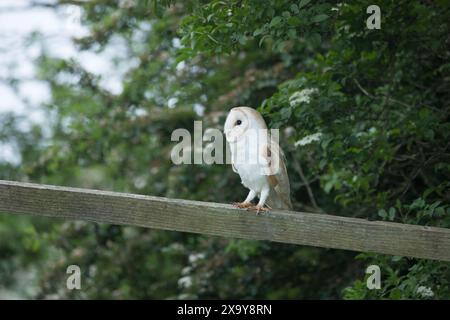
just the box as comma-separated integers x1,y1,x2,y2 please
119,0,135,9
289,88,318,107
178,276,193,289
295,132,322,147
188,252,205,264
181,266,192,275
416,286,434,298
331,3,345,12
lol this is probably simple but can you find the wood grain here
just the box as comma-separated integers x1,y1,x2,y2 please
1,180,449,261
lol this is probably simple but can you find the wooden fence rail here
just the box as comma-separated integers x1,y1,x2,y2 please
0,180,449,261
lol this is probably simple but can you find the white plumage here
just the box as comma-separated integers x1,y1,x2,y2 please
224,106,292,213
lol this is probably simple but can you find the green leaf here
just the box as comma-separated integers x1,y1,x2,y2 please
280,105,292,119
389,288,402,299
311,14,329,23
270,16,282,28
299,0,311,9
324,180,334,193
310,32,322,46
388,207,396,221
287,29,297,39
411,198,426,209
253,28,264,36
378,209,387,219
290,4,299,14
435,207,445,216
282,11,291,18
259,35,270,47
287,16,302,26
423,187,434,199
238,35,247,45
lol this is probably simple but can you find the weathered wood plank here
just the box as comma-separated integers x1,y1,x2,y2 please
0,180,449,261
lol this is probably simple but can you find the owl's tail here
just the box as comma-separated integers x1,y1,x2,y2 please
267,186,293,210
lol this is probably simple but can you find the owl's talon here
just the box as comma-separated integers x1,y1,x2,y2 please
233,202,253,209
247,205,269,215
256,205,269,215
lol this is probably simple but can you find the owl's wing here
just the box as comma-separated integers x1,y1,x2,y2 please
261,140,292,210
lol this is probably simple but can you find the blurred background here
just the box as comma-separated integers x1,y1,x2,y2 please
0,0,449,299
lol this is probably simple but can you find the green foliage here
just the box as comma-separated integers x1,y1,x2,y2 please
343,253,450,299
178,0,334,57
0,0,449,299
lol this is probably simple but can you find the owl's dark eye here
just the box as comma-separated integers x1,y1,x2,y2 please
236,120,242,125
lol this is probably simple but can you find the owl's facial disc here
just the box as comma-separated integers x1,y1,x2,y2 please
224,109,249,143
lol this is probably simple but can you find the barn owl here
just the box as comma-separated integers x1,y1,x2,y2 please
224,106,292,214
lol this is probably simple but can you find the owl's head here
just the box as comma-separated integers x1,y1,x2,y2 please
224,106,268,143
